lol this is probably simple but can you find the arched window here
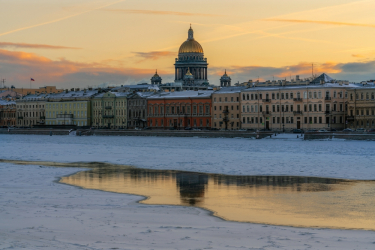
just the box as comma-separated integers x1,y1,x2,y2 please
366,93,369,100
304,92,307,98
361,93,364,100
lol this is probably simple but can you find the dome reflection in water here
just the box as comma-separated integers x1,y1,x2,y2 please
60,166,375,230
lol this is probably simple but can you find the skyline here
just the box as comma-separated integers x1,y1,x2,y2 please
1,0,375,88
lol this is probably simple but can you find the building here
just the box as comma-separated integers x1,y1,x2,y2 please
127,91,155,128
240,74,356,131
147,90,213,129
150,70,162,85
175,25,208,86
92,91,129,129
119,83,159,92
212,86,245,130
0,86,63,96
0,90,22,100
220,70,231,87
0,100,16,127
346,83,375,130
45,89,98,127
16,94,47,127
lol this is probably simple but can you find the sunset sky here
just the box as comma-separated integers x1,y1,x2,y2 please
1,0,375,88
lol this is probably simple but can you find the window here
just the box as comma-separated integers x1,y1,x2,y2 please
206,106,210,115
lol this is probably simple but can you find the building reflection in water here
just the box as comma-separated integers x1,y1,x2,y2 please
60,165,375,230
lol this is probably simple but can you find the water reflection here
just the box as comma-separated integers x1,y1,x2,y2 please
60,166,375,230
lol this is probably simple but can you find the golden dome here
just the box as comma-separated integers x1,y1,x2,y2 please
179,40,203,54
178,25,204,54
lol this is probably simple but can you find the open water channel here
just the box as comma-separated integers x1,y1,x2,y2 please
59,164,375,230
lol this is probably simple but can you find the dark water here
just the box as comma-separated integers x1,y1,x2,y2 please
59,166,375,230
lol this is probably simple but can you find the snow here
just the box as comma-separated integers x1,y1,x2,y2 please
1,162,375,249
1,134,375,249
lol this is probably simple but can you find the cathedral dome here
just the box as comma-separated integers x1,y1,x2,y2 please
178,26,204,54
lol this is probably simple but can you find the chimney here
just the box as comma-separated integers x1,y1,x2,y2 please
65,89,68,93
71,88,74,91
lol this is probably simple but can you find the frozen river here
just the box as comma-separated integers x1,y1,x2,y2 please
1,134,375,179
1,134,375,249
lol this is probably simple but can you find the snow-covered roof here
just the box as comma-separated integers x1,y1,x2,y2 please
19,93,47,100
0,100,16,106
148,90,214,99
241,82,359,92
119,84,160,91
213,86,246,94
94,91,132,98
46,90,99,100
311,73,335,84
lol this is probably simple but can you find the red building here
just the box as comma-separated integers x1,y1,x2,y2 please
147,90,213,129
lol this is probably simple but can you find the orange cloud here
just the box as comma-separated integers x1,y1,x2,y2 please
0,49,172,87
0,42,81,50
133,51,175,62
103,9,221,17
265,19,375,28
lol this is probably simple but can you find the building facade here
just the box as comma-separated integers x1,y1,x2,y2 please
346,84,375,130
174,26,208,86
0,100,16,127
240,75,354,131
127,92,155,128
92,91,129,129
16,94,46,127
45,89,97,127
212,86,244,130
147,90,213,129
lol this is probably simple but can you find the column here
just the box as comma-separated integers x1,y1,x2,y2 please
205,68,207,80
175,68,177,80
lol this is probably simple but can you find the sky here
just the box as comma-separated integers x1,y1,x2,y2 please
1,0,375,88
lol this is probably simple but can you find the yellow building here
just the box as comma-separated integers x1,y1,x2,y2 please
45,89,98,127
240,74,354,131
346,83,375,130
92,91,129,129
212,86,245,130
0,86,63,96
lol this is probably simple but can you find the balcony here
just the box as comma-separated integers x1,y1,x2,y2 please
40,116,45,120
18,116,23,119
293,98,303,102
105,106,112,109
102,115,114,118
346,116,355,121
293,111,303,115
262,99,271,103
325,97,331,101
262,111,271,116
325,111,331,115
